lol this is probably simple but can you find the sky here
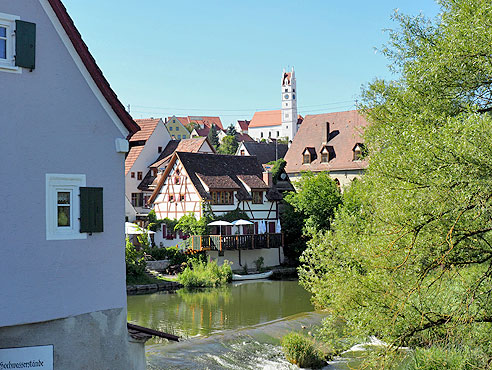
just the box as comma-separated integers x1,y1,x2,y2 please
63,0,441,128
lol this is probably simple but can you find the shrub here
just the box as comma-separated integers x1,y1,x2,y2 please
178,259,232,288
253,256,265,272
125,238,146,282
281,332,326,369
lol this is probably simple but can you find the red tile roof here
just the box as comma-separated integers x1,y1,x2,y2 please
125,146,144,175
47,0,139,137
130,119,162,142
170,116,224,130
284,110,369,174
237,120,250,131
249,110,302,128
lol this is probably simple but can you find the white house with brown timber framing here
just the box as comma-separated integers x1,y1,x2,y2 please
149,152,284,267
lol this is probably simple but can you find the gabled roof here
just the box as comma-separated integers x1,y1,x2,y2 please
149,137,215,169
240,142,289,165
197,174,241,190
172,116,224,130
237,120,250,131
125,146,144,175
236,133,254,142
47,0,139,136
249,110,303,128
284,110,369,174
237,175,269,190
130,119,162,142
249,110,281,128
150,152,281,204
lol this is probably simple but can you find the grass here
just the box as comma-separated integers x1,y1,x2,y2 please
281,332,326,369
178,259,232,288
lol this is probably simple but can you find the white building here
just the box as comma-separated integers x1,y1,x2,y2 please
125,118,172,221
0,1,148,368
149,153,284,267
248,68,302,142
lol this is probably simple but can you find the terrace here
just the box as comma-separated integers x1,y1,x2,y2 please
189,233,283,252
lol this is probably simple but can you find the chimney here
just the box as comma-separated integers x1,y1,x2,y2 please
263,171,272,187
165,117,168,123
325,121,330,143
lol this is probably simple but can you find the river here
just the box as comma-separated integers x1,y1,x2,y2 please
127,280,363,369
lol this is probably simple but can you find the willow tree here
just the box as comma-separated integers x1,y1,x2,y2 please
299,0,492,357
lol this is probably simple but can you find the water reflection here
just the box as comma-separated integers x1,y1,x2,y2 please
127,280,314,342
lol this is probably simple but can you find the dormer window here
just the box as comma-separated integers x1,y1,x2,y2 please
211,191,233,205
320,145,334,163
252,191,263,204
353,143,365,161
302,147,316,164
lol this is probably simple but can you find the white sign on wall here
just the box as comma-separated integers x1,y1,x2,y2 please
0,345,53,370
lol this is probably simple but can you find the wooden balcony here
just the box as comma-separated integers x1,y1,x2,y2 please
189,233,284,252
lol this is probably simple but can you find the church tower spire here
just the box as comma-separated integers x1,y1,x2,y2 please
281,67,298,141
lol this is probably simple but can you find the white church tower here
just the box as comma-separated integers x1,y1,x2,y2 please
281,67,298,141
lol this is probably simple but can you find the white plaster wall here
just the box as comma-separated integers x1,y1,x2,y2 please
125,121,171,214
248,125,287,142
288,169,365,190
0,0,127,327
207,248,284,269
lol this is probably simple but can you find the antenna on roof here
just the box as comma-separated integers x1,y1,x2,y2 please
127,104,131,113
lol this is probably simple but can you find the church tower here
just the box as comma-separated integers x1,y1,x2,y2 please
281,67,298,141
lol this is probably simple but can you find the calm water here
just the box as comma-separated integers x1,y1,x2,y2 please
127,280,363,369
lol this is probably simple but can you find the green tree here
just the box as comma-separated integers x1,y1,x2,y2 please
267,158,287,184
285,171,342,234
185,121,199,133
207,124,220,148
226,124,237,137
217,135,238,155
299,0,492,361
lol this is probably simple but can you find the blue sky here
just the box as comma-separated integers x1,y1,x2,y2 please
63,0,440,127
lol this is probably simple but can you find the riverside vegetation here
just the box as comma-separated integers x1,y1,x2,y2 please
288,0,492,368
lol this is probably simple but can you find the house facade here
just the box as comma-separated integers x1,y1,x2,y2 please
149,152,284,267
284,110,369,188
125,118,172,221
248,68,302,142
0,1,146,369
165,115,190,140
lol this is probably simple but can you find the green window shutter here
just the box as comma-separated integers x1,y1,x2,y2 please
15,20,36,70
80,187,104,233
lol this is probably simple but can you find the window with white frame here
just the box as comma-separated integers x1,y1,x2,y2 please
0,12,19,71
46,174,87,240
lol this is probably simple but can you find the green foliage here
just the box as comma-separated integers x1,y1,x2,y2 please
299,0,492,361
207,124,220,148
178,259,232,288
185,121,199,133
226,124,237,136
277,137,289,145
285,171,342,234
400,346,488,370
144,246,189,265
174,213,211,236
147,210,178,233
218,135,239,155
280,202,307,264
281,332,326,369
125,237,146,283
215,208,250,223
253,256,265,272
267,158,287,184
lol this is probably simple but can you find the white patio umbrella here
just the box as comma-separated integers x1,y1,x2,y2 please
232,219,254,235
208,220,234,236
125,222,155,235
276,219,282,233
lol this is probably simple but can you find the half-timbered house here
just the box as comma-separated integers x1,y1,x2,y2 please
149,152,284,267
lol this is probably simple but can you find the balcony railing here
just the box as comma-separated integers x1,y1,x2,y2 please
189,233,283,252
